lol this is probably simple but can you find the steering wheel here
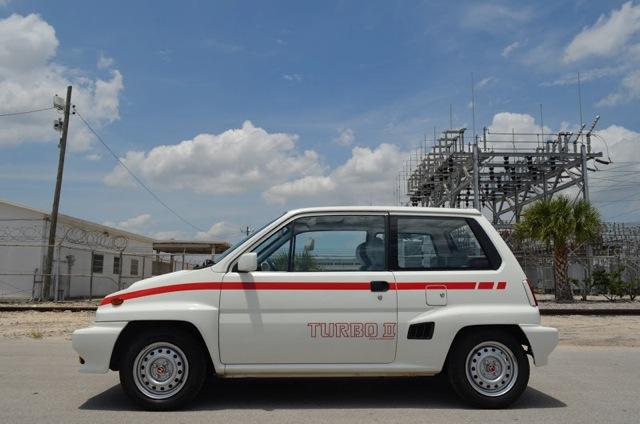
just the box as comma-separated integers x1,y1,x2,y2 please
261,258,277,271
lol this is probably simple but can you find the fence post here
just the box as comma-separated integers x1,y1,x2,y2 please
89,250,94,301
118,251,123,290
54,244,61,302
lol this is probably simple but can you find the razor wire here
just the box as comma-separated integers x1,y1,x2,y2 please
0,221,128,251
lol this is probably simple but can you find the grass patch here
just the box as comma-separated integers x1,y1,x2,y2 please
28,330,43,339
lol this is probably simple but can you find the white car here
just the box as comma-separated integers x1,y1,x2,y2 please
73,207,558,410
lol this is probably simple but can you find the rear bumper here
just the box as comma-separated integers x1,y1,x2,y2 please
519,324,559,366
72,322,127,373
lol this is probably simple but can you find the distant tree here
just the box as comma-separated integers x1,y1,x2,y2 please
627,277,639,301
514,196,601,302
271,252,290,271
294,250,321,272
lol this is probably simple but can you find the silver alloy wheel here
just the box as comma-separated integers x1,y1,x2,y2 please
133,342,189,400
465,341,518,397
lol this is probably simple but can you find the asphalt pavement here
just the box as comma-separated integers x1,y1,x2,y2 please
0,339,638,424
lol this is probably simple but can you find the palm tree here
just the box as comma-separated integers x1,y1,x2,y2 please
514,196,601,302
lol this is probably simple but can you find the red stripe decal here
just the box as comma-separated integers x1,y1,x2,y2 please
100,282,222,305
100,280,505,305
396,282,477,290
222,282,372,290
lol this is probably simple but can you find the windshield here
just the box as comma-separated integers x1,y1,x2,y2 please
214,212,285,263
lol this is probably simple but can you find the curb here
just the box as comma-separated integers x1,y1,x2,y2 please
1,305,640,315
0,306,97,312
539,308,640,316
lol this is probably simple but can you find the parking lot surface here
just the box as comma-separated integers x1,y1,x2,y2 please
0,339,638,424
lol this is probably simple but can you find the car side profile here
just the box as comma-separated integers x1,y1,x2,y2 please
72,206,558,410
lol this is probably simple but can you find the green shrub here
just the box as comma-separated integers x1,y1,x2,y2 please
626,277,639,301
574,277,597,301
592,268,626,302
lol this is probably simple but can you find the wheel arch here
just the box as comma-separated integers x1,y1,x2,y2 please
442,324,531,372
109,320,215,374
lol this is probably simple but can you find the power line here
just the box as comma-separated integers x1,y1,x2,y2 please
73,107,204,233
0,106,54,117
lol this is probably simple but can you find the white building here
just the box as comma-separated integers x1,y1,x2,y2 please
0,199,157,300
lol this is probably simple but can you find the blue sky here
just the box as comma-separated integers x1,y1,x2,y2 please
1,0,639,241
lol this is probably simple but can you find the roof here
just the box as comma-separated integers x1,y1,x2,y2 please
285,206,482,216
0,198,155,243
153,240,230,254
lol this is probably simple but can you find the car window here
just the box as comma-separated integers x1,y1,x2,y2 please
250,225,292,271
215,213,285,263
394,216,493,270
291,215,386,272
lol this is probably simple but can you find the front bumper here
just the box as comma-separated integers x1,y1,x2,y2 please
72,322,127,373
519,324,559,366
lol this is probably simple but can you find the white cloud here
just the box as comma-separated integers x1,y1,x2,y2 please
204,38,243,53
264,143,406,205
542,66,627,86
104,120,324,194
587,125,640,221
487,112,552,143
596,69,640,106
0,14,124,151
152,230,185,240
103,214,152,234
195,221,242,241
157,49,173,62
476,77,495,89
85,153,101,161
501,41,521,57
283,73,302,82
462,4,532,31
97,53,114,70
334,128,355,146
564,2,640,63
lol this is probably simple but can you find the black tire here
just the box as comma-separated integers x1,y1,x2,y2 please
118,328,208,410
447,330,530,409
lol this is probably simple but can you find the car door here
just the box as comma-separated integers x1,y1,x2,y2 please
219,213,398,364
390,213,503,366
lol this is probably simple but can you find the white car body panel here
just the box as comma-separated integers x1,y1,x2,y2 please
72,206,558,378
73,321,127,373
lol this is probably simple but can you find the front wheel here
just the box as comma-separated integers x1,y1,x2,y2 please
119,329,208,410
448,330,530,408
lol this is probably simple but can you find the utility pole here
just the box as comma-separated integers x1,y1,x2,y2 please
42,85,72,300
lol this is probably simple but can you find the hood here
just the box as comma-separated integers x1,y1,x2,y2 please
103,267,222,299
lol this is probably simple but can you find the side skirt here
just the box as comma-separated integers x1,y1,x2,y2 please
220,363,440,378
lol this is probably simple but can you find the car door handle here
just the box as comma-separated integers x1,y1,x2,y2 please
370,280,389,292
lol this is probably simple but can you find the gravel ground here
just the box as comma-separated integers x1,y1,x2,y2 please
2,310,640,347
0,310,95,339
537,294,640,309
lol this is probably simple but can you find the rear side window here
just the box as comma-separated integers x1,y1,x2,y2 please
391,216,501,270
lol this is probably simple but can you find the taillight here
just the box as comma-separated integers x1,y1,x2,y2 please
522,278,538,307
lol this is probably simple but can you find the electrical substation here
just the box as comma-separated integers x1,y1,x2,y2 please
396,116,639,291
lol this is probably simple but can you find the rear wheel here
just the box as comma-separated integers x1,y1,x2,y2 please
119,329,207,410
448,330,529,408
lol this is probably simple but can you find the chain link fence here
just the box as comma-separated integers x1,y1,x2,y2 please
0,218,210,301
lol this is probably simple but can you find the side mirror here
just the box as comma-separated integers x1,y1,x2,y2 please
237,252,258,272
